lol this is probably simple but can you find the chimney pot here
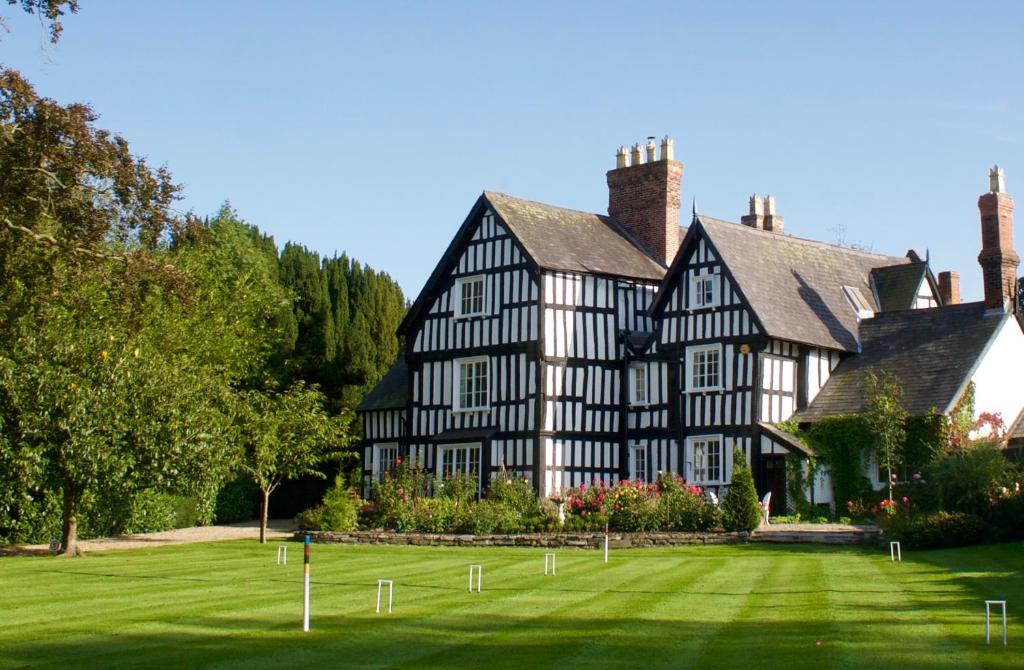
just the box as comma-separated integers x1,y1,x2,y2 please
938,271,961,305
660,136,674,161
741,195,765,230
631,143,643,166
616,146,628,169
990,165,1006,193
763,195,784,234
646,139,657,163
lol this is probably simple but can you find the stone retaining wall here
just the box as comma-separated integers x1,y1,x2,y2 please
299,530,750,549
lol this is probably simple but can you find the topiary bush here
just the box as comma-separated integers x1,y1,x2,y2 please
721,448,761,532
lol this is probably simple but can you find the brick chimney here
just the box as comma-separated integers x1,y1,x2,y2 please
607,136,682,266
764,195,784,234
741,194,784,233
977,166,1020,310
938,271,960,305
741,195,764,230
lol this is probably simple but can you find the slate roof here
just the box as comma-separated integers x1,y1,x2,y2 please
1007,409,1024,444
484,191,666,281
872,262,929,311
796,302,1008,420
356,356,408,411
690,216,911,352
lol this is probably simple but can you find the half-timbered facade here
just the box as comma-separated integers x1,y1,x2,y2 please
358,142,1024,507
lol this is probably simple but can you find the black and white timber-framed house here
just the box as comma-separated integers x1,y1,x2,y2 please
357,138,1024,510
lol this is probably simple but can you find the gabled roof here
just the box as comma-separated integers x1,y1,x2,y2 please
871,262,933,311
356,355,408,412
796,302,1009,420
399,191,667,335
657,215,911,352
484,191,666,280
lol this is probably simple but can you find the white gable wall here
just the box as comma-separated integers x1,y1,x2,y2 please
969,316,1024,430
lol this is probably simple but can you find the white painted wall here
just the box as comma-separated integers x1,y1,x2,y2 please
969,315,1024,433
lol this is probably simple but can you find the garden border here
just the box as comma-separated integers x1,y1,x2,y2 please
299,530,751,549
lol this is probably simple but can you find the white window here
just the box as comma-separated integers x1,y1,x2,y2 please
454,357,489,411
440,443,482,489
688,436,724,484
629,444,647,482
373,443,399,480
689,273,718,309
687,345,722,392
455,275,487,318
629,364,648,405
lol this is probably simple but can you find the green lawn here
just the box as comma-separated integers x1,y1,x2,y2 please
0,541,1021,669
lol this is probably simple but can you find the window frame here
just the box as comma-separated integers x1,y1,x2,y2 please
688,273,719,309
373,442,399,481
629,443,648,483
439,442,482,494
453,356,490,412
687,435,725,485
686,344,723,392
629,363,649,406
454,275,488,319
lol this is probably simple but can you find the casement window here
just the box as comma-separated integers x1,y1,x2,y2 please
688,435,724,484
688,273,718,309
454,357,489,411
440,443,482,492
373,443,398,480
686,345,722,392
629,364,648,406
629,443,648,483
455,275,487,318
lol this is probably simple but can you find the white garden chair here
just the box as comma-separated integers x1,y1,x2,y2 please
761,491,772,526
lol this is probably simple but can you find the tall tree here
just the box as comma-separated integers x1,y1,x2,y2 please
2,0,78,42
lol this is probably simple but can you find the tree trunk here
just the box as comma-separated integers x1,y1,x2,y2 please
61,481,81,557
260,487,270,544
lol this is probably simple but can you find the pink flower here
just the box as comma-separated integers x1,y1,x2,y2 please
901,496,909,503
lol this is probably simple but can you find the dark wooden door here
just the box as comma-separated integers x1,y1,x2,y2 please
763,455,787,517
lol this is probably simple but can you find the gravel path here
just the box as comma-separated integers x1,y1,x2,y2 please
0,519,297,556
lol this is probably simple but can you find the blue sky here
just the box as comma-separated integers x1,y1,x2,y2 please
4,2,1023,301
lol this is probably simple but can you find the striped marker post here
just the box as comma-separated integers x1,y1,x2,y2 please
302,535,311,632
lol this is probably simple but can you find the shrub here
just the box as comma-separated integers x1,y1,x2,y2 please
295,477,360,532
409,497,457,533
885,511,993,549
454,499,517,534
608,480,662,531
657,473,718,531
486,471,539,517
436,471,479,508
214,477,259,524
371,460,433,530
564,479,610,530
925,442,1020,517
721,449,761,532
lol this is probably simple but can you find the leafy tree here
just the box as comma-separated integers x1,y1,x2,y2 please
235,383,351,543
721,449,761,532
865,371,908,502
2,0,78,42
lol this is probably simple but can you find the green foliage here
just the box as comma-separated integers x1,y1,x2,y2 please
436,472,479,508
607,481,663,532
657,474,718,531
798,416,874,508
721,449,761,532
885,511,993,549
295,477,360,532
214,477,259,524
865,371,908,501
924,442,1020,516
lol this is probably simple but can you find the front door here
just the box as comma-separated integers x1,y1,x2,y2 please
762,455,787,517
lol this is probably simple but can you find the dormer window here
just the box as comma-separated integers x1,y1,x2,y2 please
689,274,718,309
455,275,486,318
842,286,875,319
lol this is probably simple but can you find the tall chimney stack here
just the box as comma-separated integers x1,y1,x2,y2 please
607,136,683,266
977,166,1019,310
938,271,961,305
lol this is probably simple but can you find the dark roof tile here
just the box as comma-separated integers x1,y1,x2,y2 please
797,302,1007,420
356,356,408,411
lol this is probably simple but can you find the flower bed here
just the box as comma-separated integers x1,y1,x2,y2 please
300,529,751,548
